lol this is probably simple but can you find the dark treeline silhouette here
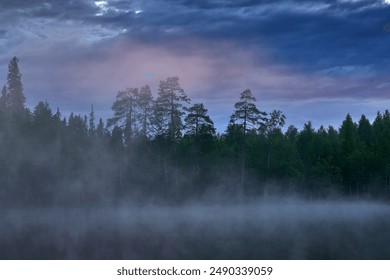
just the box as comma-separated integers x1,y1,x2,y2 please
1,57,390,206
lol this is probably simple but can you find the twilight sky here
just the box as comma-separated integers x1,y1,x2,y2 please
1,0,390,131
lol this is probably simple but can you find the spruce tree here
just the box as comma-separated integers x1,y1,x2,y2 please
89,105,96,136
7,57,26,114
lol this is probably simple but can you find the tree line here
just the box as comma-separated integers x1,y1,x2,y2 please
0,57,389,206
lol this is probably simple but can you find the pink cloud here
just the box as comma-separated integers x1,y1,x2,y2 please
21,36,382,106
15,35,390,131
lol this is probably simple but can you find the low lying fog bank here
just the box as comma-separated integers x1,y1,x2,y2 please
1,200,389,259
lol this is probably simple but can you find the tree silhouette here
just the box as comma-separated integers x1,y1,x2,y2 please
230,89,266,136
154,76,190,148
7,57,25,115
229,89,267,193
136,85,154,138
108,88,138,144
185,103,215,137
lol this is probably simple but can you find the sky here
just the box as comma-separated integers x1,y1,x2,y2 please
1,0,390,132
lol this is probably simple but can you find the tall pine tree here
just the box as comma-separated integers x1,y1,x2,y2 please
7,57,26,114
136,85,154,138
154,76,190,146
108,87,138,144
185,103,215,137
229,89,266,136
229,89,266,193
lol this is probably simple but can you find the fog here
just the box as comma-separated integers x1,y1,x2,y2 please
2,59,390,260
1,199,389,259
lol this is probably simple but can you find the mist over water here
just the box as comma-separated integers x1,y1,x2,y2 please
1,199,389,259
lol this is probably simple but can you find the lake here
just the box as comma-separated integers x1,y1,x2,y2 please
1,199,389,259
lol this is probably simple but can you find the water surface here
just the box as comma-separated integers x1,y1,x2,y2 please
1,200,389,259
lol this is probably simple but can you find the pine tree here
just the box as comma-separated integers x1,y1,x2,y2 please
260,110,286,137
32,101,55,144
260,110,286,182
89,105,96,136
295,121,319,196
185,103,215,137
136,85,154,138
339,114,360,195
340,114,358,156
229,89,266,193
357,114,371,147
154,77,190,144
286,125,299,143
7,57,26,114
33,101,53,128
96,118,106,138
108,88,138,144
229,89,266,136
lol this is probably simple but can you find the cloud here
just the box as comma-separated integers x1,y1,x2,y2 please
97,0,390,75
1,0,390,131
16,33,387,109
2,0,390,74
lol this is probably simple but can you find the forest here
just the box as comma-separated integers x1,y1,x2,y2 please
1,56,390,207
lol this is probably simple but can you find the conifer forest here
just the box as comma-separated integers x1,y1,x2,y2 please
1,57,389,206
1,57,390,260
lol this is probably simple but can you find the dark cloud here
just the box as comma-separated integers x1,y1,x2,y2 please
2,0,389,76
47,0,387,74
0,0,95,12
